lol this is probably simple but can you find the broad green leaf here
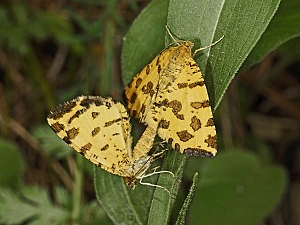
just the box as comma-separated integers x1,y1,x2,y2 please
241,0,300,71
96,0,169,224
0,186,67,225
189,151,287,225
121,0,169,86
0,188,36,224
32,125,73,159
0,139,25,188
148,151,188,225
121,0,281,224
122,0,281,110
167,0,280,110
82,201,114,225
94,166,154,225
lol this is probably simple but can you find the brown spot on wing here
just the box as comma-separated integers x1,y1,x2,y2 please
105,118,122,127
153,98,169,108
190,116,201,131
142,81,154,97
190,100,210,109
140,104,146,115
177,130,194,142
177,83,188,89
91,153,98,160
189,81,204,88
158,64,161,74
50,122,65,133
132,110,137,117
66,127,79,139
100,144,109,151
92,112,100,119
183,148,214,158
48,101,77,120
63,136,71,144
206,118,215,127
111,163,116,171
92,127,100,136
146,65,150,75
189,62,198,67
168,100,184,120
156,56,160,66
68,109,86,124
136,78,142,88
168,100,182,113
80,143,92,154
80,96,106,108
158,119,170,129
176,114,184,120
205,135,217,148
130,93,137,104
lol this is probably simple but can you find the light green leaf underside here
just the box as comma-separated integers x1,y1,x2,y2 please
189,151,287,225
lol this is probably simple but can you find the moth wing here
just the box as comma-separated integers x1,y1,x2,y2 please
125,42,217,157
154,50,217,157
47,96,133,176
124,47,175,122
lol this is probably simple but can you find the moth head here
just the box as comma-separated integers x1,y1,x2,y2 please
124,177,137,190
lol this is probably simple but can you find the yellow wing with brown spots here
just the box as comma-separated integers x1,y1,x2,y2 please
154,54,217,157
47,96,134,176
125,41,217,157
124,45,183,122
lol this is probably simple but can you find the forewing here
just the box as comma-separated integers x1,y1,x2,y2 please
124,48,175,122
156,56,217,157
125,42,217,157
47,96,132,176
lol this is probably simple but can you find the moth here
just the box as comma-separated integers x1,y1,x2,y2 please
124,28,222,157
47,96,172,189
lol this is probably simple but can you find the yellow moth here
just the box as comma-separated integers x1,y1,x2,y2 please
124,27,222,158
47,96,172,190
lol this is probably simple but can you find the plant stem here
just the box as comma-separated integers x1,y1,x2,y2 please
71,154,84,225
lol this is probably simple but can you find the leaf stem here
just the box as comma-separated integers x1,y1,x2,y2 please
71,154,84,225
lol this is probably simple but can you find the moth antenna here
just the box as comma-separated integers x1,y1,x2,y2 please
193,35,224,57
138,169,175,195
165,25,180,46
139,180,171,195
141,169,174,179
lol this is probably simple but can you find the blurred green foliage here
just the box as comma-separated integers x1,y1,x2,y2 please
0,0,299,224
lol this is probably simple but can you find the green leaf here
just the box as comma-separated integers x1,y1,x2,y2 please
0,186,68,225
0,188,36,224
82,201,114,225
0,138,25,188
94,166,154,225
241,0,300,71
189,151,287,225
121,0,281,224
147,150,187,225
167,0,281,110
121,0,169,86
32,125,73,159
96,0,170,223
94,151,182,225
175,173,198,225
54,185,71,208
122,0,281,110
